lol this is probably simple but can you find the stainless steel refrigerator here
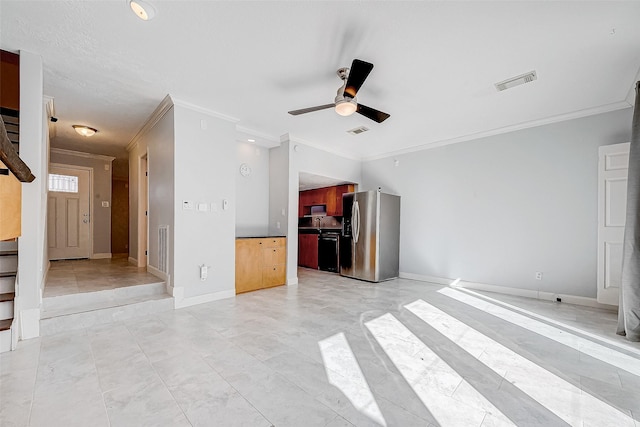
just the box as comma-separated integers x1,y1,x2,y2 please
340,190,400,282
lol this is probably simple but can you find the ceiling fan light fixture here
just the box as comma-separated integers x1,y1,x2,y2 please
335,99,357,116
129,0,156,21
73,125,98,137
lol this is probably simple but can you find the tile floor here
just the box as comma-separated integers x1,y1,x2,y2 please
44,256,163,298
2,268,640,426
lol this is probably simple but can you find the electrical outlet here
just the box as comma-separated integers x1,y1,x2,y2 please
535,272,543,280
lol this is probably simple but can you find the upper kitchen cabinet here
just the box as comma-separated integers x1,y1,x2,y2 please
299,184,355,218
328,184,354,216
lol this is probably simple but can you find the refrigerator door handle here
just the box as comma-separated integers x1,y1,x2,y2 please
353,201,360,244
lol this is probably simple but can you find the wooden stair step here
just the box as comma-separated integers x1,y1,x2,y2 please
0,250,18,257
0,272,16,278
0,292,15,302
0,318,11,331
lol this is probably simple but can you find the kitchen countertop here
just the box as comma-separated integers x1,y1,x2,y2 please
298,228,342,234
236,236,286,239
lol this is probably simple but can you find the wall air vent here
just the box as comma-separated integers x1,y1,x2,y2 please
495,70,537,92
346,126,369,135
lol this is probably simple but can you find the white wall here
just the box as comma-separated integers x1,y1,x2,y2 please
49,150,114,257
270,136,362,285
128,102,175,282
17,51,47,339
362,108,634,298
236,142,269,237
172,103,236,302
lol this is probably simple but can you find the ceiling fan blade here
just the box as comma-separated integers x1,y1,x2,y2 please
344,59,373,98
356,104,390,123
288,104,335,115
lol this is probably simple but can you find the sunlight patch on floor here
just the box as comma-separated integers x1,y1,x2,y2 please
405,299,636,427
438,287,640,377
319,332,387,426
365,313,515,427
455,287,640,357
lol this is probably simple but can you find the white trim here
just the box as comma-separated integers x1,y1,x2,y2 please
399,272,451,285
126,95,174,152
625,68,639,106
19,308,40,339
44,96,56,139
284,133,363,162
363,101,632,161
128,256,138,265
172,97,239,123
147,264,169,282
400,272,617,311
173,289,235,309
50,148,115,162
287,277,299,286
90,253,112,259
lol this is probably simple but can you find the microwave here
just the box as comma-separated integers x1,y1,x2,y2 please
310,205,326,216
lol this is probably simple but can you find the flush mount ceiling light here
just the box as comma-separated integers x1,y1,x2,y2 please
129,0,156,21
73,125,98,137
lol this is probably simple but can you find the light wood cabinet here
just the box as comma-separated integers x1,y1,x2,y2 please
0,161,21,241
236,237,286,294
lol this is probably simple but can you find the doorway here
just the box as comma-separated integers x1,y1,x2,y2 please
47,164,92,260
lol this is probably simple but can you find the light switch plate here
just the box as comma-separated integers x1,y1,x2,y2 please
197,203,208,212
183,201,194,210
101,201,109,208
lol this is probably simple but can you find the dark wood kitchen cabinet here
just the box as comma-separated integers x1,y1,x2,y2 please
298,233,318,269
298,184,355,218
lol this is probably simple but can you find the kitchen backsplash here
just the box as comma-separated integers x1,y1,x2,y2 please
298,216,342,229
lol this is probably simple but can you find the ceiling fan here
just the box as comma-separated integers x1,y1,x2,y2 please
288,59,390,123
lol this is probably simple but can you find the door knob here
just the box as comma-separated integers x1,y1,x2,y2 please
83,219,88,223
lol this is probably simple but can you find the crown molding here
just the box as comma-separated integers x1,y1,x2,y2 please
626,66,640,107
126,94,174,153
172,97,239,123
283,133,363,162
50,147,115,162
362,101,633,162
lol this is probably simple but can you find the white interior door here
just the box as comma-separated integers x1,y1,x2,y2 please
597,142,630,305
48,166,91,260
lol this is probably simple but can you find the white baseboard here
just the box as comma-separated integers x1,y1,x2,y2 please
147,265,169,283
173,288,235,309
287,277,299,286
19,308,40,339
91,253,112,260
128,257,138,266
399,272,452,285
399,272,617,311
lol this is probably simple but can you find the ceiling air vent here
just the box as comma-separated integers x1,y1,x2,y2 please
347,126,369,135
495,70,537,92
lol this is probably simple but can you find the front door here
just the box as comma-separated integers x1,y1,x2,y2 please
597,142,630,305
48,165,91,260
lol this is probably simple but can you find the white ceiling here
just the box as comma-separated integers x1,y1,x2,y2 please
1,1,639,161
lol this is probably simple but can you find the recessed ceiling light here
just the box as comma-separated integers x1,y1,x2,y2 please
129,0,156,21
73,125,97,137
248,139,255,143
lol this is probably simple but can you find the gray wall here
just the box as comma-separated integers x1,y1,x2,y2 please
173,104,236,299
362,108,633,298
49,150,113,256
236,142,270,237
